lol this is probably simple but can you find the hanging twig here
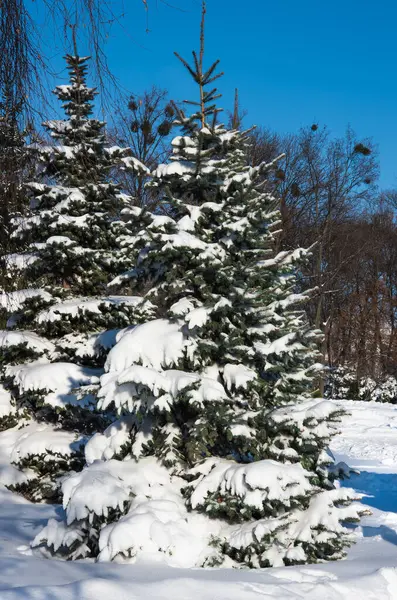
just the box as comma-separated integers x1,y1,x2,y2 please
199,1,206,128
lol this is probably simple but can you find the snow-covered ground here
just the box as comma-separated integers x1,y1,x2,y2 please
1,400,397,599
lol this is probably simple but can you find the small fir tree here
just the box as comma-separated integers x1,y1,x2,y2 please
33,8,364,565
0,54,149,502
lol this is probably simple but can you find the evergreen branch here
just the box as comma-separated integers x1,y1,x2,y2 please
173,52,198,82
203,91,222,103
192,50,201,80
206,72,225,85
202,59,221,84
203,88,218,100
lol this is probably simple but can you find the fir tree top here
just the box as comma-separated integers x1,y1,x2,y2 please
10,53,149,296
55,55,98,120
43,54,111,188
173,2,223,134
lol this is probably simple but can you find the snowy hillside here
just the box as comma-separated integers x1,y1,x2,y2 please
0,399,397,599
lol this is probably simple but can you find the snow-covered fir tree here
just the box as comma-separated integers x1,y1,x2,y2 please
0,54,150,502
33,20,364,566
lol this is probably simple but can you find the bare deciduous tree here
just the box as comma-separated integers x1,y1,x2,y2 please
109,87,174,209
248,123,380,390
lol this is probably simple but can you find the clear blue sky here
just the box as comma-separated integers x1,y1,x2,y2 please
35,0,397,189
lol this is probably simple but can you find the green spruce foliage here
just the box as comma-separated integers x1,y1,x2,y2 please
0,55,148,501
33,20,364,566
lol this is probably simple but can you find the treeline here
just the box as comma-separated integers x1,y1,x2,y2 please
1,80,396,388
248,124,397,387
